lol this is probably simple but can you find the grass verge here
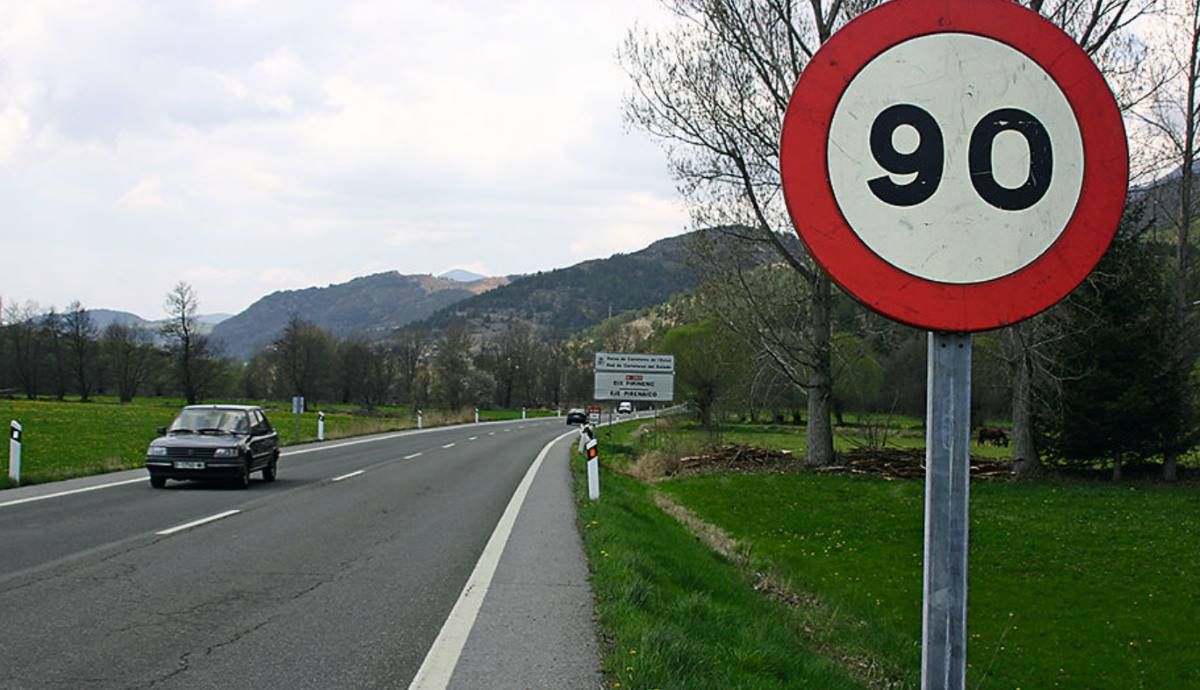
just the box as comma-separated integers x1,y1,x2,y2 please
0,397,553,488
573,420,871,689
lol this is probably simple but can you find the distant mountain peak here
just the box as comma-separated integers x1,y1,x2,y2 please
438,268,488,283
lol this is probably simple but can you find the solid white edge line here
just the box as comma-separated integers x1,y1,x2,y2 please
0,477,146,509
407,428,576,690
156,509,241,536
331,470,365,482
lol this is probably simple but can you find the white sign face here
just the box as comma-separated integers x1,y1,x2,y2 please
594,371,675,401
828,34,1084,284
292,396,305,414
594,352,675,373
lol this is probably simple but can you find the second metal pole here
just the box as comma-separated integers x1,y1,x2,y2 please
922,332,971,690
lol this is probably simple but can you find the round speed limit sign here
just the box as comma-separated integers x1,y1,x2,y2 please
780,0,1127,332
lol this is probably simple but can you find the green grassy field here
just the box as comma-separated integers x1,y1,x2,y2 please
576,419,1200,689
573,451,865,689
0,397,557,488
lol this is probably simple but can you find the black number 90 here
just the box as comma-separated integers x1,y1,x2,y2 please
866,104,1052,211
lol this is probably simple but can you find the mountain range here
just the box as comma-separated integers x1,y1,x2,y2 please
209,273,509,360
81,228,791,360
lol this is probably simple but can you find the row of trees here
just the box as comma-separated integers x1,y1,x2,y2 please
240,316,596,412
654,201,1192,478
0,284,602,413
622,0,1198,479
0,284,232,405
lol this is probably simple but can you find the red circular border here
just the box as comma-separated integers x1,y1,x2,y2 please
780,0,1128,332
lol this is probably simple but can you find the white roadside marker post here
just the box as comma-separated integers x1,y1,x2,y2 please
521,407,526,420
417,409,423,430
474,408,479,424
585,438,600,500
8,420,22,486
318,411,326,441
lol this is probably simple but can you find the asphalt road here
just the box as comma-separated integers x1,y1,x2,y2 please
0,416,581,689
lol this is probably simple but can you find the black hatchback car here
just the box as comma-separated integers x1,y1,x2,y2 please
145,404,280,489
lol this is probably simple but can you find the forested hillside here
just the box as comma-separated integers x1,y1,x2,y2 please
210,272,507,360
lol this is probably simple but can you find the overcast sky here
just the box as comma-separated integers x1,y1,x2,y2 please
0,0,688,320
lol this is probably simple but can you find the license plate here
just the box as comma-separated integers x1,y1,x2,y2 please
173,461,205,470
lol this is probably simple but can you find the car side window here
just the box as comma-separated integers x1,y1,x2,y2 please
254,410,273,434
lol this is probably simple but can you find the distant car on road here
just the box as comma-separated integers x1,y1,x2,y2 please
145,404,280,489
617,401,633,414
566,408,588,425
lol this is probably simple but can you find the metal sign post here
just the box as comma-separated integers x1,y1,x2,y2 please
923,333,971,688
292,396,304,443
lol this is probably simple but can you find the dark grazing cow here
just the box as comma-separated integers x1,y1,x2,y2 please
977,426,1009,447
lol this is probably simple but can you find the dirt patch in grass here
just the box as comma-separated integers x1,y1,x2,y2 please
655,443,1014,481
817,448,1013,480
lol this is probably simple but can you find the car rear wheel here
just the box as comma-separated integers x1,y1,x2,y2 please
150,476,166,489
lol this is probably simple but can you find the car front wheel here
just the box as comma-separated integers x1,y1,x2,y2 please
236,458,251,489
262,452,278,482
150,476,166,489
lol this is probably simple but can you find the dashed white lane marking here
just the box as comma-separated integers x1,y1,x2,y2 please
468,436,478,441
156,510,241,536
0,477,145,509
441,443,456,449
404,452,423,460
2,414,639,511
407,428,576,690
331,470,364,482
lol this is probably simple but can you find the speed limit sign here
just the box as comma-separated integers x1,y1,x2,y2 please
780,0,1127,332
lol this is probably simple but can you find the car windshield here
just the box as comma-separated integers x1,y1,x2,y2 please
169,409,250,435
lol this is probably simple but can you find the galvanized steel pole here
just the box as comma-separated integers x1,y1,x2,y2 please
922,332,971,690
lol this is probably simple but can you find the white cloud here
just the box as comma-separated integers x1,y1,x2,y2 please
0,108,29,162
568,192,688,259
0,0,686,319
116,177,166,208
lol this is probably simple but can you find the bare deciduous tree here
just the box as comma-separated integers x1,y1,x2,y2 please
432,323,473,411
161,282,213,405
271,314,336,409
622,0,857,465
42,309,68,401
63,301,98,402
102,322,153,403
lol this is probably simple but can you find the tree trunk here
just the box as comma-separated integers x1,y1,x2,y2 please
1163,450,1179,482
1112,451,1123,482
1010,328,1041,478
806,275,835,467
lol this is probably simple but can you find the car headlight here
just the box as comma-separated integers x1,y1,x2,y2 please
213,447,240,458
148,446,168,456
